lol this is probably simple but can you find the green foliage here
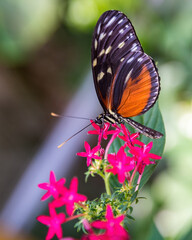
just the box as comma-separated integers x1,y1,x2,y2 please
147,222,164,240
180,227,192,240
64,0,143,30
75,187,139,232
0,0,59,64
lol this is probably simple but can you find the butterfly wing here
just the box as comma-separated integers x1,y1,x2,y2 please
111,51,160,117
91,10,143,111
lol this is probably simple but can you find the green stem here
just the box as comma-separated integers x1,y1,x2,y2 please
104,172,111,195
98,171,105,179
135,171,143,191
66,213,85,222
129,164,138,187
102,128,119,196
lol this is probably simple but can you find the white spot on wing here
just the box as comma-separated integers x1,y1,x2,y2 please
129,33,133,38
137,57,143,62
97,71,105,81
131,43,137,51
124,69,133,85
118,41,125,49
119,29,124,34
93,58,97,67
97,23,101,35
118,19,123,24
107,67,112,74
120,57,125,62
108,30,113,36
99,32,106,41
94,39,98,49
106,16,116,28
98,49,105,57
105,46,112,54
104,16,108,23
127,57,134,63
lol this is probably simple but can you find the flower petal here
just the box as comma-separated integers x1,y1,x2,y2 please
46,227,55,240
37,215,51,225
50,171,56,183
70,177,78,192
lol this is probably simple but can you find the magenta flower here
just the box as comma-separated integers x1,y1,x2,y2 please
37,203,66,240
88,121,115,143
77,141,101,166
92,205,129,239
52,177,87,216
111,123,124,138
118,124,143,147
38,171,66,201
106,146,135,183
129,141,162,174
81,217,129,240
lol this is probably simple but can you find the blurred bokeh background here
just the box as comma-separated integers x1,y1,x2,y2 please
0,0,192,239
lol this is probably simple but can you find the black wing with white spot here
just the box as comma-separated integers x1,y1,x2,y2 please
91,10,143,110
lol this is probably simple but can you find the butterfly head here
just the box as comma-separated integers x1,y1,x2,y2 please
95,112,123,126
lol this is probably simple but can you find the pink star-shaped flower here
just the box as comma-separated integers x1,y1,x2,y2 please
106,146,135,183
92,205,129,239
118,124,144,147
88,120,116,144
52,177,87,216
38,171,66,201
37,204,66,240
111,123,124,137
129,141,162,174
77,141,101,166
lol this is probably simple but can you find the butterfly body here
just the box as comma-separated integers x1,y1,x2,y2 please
92,10,163,139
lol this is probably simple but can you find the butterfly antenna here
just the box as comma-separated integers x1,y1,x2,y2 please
51,112,90,121
57,122,93,148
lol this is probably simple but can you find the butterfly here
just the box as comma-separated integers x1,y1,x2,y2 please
91,10,163,139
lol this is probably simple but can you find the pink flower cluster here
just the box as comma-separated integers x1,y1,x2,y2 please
77,121,161,186
37,172,87,239
37,121,162,240
37,172,129,240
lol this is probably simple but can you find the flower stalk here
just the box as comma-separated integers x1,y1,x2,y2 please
104,172,111,196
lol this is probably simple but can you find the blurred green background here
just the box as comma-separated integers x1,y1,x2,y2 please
0,0,192,239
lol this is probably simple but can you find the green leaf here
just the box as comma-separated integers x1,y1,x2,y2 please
147,222,164,240
132,101,165,155
180,227,192,240
109,174,122,190
110,102,165,189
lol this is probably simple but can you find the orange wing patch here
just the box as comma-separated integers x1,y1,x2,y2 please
117,65,152,117
97,90,108,109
